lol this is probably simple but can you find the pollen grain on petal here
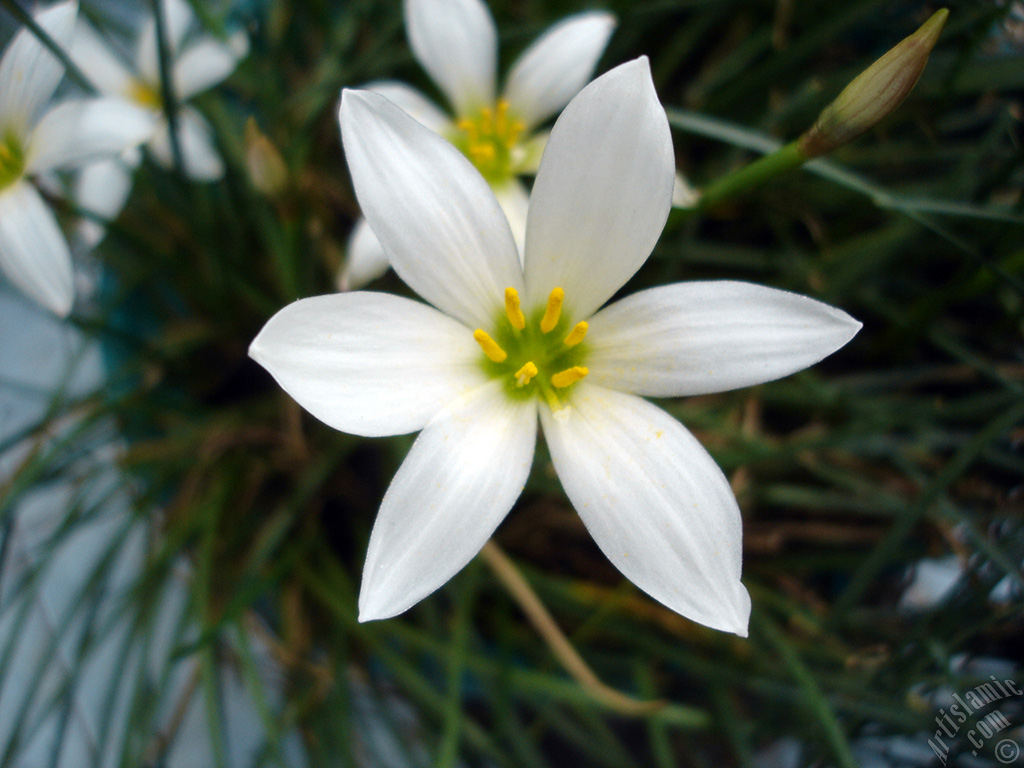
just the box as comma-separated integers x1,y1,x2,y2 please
551,365,588,389
473,329,507,362
563,321,588,347
504,287,525,330
540,287,564,333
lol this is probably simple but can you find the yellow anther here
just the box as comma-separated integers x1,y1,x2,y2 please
506,121,526,148
129,80,161,109
469,143,496,162
514,361,538,387
504,287,525,330
551,366,589,389
473,329,507,362
494,99,509,134
563,321,588,347
539,287,564,333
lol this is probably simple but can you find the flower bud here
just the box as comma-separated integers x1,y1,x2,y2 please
244,117,288,195
799,9,948,159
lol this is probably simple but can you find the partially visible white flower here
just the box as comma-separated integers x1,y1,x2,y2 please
672,171,700,208
252,59,862,636
337,0,616,290
68,0,247,246
0,1,154,316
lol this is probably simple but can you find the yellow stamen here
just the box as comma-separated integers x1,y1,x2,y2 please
541,387,562,413
504,287,525,330
473,329,507,362
563,321,588,347
514,361,538,387
494,99,508,135
539,287,564,333
469,144,496,163
551,366,589,389
129,80,161,109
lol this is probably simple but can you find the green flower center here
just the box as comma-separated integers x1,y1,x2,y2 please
475,286,590,415
0,133,25,191
450,100,525,184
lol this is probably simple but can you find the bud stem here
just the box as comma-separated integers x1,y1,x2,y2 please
694,141,807,212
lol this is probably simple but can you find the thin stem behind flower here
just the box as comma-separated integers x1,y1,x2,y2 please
479,540,666,717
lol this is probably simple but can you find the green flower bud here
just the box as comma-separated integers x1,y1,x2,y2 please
799,9,948,159
245,117,288,196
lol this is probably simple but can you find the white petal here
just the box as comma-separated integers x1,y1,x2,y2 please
173,37,241,100
359,381,536,621
540,384,750,635
404,0,496,115
672,171,699,208
492,178,528,262
148,107,224,180
523,57,673,320
0,181,73,316
503,12,616,130
587,281,862,397
249,291,488,437
339,89,521,329
337,217,390,291
73,156,135,248
137,0,194,82
362,80,452,134
26,97,154,172
0,1,77,134
68,20,133,96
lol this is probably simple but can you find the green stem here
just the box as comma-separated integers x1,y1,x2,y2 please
693,140,807,213
152,0,185,174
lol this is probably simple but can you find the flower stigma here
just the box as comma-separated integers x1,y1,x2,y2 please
0,133,25,190
451,100,525,183
474,287,590,416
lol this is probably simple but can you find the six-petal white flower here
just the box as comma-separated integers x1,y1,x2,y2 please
250,58,862,636
338,0,616,290
68,0,247,245
0,0,154,315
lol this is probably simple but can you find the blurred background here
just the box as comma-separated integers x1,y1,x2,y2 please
0,0,1021,765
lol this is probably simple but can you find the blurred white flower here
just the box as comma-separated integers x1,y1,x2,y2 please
0,0,154,316
69,0,247,246
338,0,616,290
251,59,862,635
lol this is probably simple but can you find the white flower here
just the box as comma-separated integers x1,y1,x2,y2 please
0,0,154,316
251,58,862,636
68,0,247,245
338,0,616,290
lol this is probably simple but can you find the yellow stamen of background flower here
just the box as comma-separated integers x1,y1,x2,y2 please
494,100,526,149
129,80,161,109
505,287,525,330
453,100,526,182
551,366,589,389
474,329,507,362
469,143,496,164
540,287,564,333
515,361,538,387
563,321,588,347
